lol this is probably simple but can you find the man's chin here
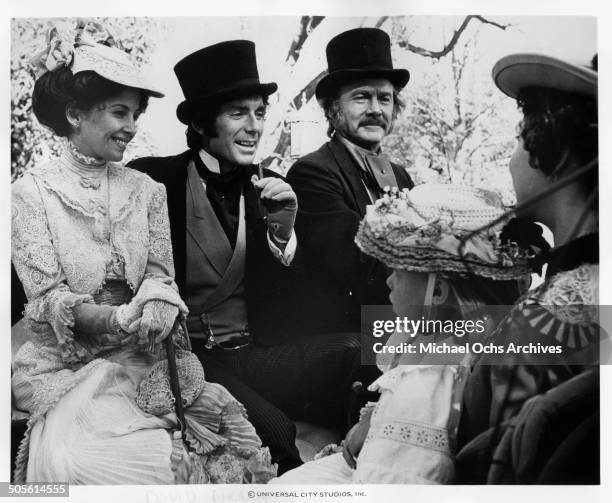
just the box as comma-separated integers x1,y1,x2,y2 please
230,153,257,166
354,133,385,150
229,146,258,165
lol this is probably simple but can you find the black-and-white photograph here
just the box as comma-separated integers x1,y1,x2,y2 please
5,0,609,501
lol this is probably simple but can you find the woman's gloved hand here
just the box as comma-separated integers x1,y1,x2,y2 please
114,301,143,333
113,279,188,337
136,300,180,345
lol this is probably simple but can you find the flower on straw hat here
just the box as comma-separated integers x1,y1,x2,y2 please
29,27,75,77
28,19,164,97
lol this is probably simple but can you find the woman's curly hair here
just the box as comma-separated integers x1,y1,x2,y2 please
517,85,597,190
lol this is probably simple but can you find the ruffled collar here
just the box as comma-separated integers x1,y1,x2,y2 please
61,142,108,190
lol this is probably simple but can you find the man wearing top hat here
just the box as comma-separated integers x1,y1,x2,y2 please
129,40,363,474
287,28,414,335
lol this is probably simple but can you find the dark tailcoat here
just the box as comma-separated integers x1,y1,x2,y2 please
128,151,296,347
286,135,414,334
129,151,367,474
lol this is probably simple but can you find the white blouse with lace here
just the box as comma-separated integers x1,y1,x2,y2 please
12,145,174,366
11,146,176,481
11,146,274,484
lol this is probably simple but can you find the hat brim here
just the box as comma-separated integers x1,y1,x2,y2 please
72,45,165,99
315,68,409,100
176,81,277,124
492,53,597,99
356,225,532,281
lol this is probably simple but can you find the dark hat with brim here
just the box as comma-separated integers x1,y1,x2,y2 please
492,53,597,99
315,28,410,100
176,80,277,125
174,40,277,125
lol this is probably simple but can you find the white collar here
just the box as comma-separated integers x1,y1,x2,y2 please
198,148,221,174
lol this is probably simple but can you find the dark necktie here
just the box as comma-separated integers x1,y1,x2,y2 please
363,153,399,197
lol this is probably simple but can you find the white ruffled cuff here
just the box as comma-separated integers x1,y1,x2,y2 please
24,286,94,364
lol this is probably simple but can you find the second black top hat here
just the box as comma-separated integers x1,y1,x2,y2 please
315,28,410,100
174,40,277,124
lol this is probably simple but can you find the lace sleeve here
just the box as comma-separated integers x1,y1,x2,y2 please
144,181,176,285
12,176,93,362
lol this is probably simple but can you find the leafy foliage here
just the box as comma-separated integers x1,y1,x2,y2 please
11,17,162,180
12,15,520,203
383,30,519,203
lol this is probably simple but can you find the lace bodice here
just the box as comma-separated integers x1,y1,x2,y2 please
12,146,175,360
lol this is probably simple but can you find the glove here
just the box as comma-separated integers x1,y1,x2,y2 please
137,300,180,346
115,301,143,333
115,279,188,335
251,175,297,242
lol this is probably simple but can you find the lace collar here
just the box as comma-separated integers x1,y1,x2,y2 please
60,142,108,189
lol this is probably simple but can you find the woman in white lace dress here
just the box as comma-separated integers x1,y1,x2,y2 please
11,22,275,484
272,184,530,484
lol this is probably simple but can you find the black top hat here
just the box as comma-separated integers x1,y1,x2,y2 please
315,28,410,100
174,40,278,124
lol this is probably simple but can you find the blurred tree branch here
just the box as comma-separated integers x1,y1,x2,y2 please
285,16,325,65
396,15,511,59
262,15,512,171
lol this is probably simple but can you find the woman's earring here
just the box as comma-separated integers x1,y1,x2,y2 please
69,119,80,132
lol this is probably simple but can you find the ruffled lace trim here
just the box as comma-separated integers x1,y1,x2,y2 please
169,387,276,483
24,288,94,365
184,416,228,455
108,164,147,223
20,155,174,296
66,141,106,167
12,423,31,483
31,163,103,220
182,382,261,456
109,169,175,292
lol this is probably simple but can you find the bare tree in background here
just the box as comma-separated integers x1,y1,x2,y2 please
260,16,326,170
261,15,511,171
383,22,518,201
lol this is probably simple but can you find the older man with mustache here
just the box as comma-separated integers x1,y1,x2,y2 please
287,28,414,336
